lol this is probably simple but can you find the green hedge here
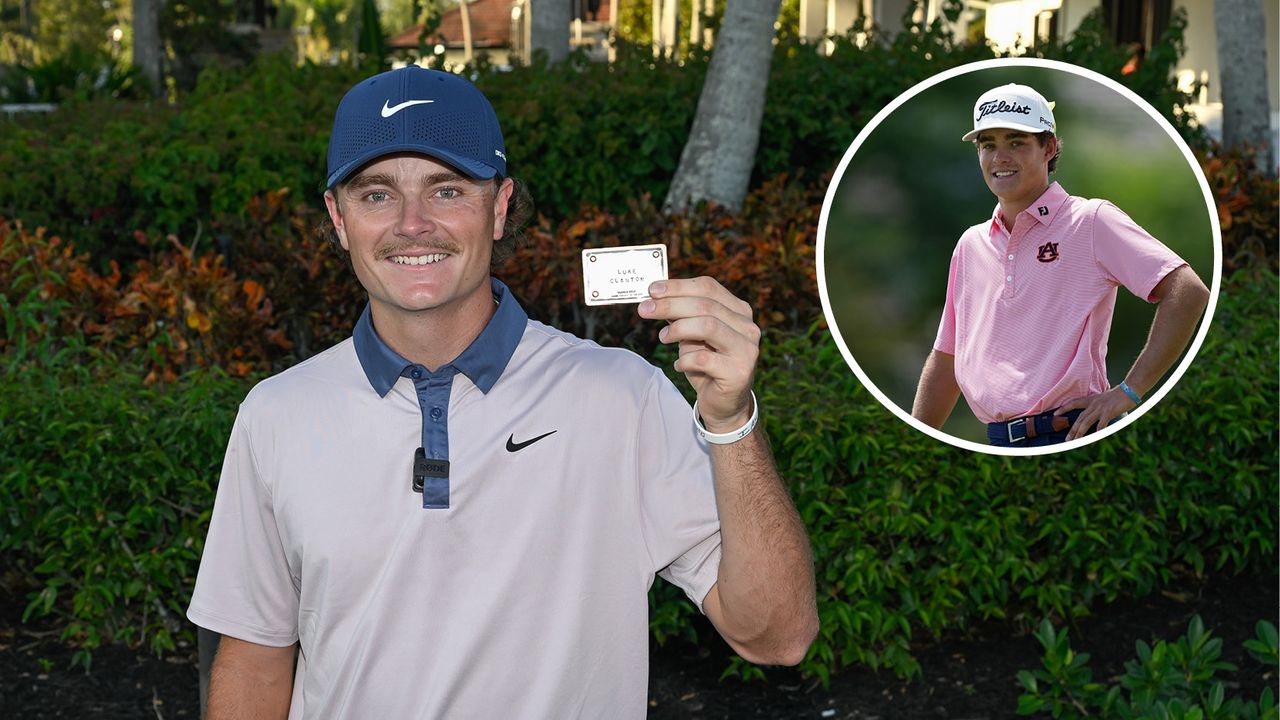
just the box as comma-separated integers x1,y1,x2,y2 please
4,270,1275,676
653,268,1278,682
0,57,366,267
0,356,245,666
0,7,1196,261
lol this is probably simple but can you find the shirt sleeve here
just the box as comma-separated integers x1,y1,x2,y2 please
1092,201,1187,302
933,244,961,355
186,409,300,647
635,370,722,613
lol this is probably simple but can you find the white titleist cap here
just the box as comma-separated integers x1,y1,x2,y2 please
962,83,1056,142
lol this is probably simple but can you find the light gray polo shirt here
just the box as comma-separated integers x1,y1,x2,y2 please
187,279,722,718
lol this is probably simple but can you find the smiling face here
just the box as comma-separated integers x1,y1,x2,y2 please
324,153,513,327
976,128,1057,212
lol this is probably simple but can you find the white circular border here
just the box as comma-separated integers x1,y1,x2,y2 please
816,57,1223,457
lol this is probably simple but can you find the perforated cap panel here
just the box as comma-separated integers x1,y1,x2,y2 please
340,120,399,164
412,114,482,161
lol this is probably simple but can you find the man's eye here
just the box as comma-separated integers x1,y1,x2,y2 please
437,187,460,199
366,191,390,203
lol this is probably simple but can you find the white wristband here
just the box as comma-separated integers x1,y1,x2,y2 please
693,391,758,445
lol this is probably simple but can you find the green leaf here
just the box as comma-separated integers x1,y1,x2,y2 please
1017,694,1045,715
1018,670,1039,692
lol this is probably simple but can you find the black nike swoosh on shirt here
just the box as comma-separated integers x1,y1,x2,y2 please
505,430,557,452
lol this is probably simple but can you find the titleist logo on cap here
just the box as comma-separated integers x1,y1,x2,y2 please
976,99,1032,121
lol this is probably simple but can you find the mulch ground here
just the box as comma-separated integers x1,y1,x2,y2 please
1,571,1276,719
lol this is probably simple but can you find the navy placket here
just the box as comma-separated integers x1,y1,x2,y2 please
405,365,457,509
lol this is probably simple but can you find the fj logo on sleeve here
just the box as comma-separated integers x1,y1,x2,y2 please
1037,242,1060,263
1037,206,1049,216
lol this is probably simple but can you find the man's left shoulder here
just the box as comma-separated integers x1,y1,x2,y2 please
516,319,664,384
1077,197,1163,243
1050,190,1103,219
1040,193,1114,240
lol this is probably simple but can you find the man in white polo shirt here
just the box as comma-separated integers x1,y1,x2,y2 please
911,83,1209,447
187,66,817,717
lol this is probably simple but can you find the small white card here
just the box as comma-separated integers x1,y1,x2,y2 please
581,244,668,306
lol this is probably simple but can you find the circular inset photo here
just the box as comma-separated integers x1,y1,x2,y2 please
818,58,1220,456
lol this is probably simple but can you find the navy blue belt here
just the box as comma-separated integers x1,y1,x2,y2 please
987,409,1082,444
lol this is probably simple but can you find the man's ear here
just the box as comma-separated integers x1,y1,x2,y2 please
1043,135,1059,162
324,190,350,251
491,178,514,242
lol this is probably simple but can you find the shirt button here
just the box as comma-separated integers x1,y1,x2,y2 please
410,368,422,379
1005,275,1013,282
1007,254,1015,260
430,407,443,420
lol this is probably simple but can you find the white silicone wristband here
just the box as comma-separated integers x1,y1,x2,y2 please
693,391,758,445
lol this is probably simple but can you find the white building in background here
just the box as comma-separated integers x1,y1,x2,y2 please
796,0,1280,146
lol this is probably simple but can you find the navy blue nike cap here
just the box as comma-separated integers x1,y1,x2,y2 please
326,65,507,188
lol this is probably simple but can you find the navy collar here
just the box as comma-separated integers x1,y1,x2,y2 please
353,278,528,397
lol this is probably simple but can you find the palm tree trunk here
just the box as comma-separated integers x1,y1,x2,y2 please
132,0,164,92
531,0,570,63
663,0,781,213
1213,0,1273,170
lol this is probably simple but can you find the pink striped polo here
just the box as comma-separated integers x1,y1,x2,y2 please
934,182,1186,424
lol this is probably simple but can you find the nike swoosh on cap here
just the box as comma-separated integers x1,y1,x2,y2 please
381,99,434,118
506,430,557,452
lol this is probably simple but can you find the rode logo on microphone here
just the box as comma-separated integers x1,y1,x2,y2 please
412,448,449,493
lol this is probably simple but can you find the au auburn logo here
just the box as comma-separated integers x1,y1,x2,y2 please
1037,242,1060,263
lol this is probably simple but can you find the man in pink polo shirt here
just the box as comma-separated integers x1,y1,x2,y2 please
911,83,1210,447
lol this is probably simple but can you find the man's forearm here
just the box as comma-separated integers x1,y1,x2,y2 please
707,425,817,666
1060,266,1209,440
1125,266,1211,396
207,637,297,720
912,350,961,428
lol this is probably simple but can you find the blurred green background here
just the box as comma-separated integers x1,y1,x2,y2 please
823,63,1216,443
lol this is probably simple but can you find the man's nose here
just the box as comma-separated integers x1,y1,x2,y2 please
396,194,437,237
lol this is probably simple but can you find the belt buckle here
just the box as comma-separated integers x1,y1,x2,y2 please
1007,418,1028,443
